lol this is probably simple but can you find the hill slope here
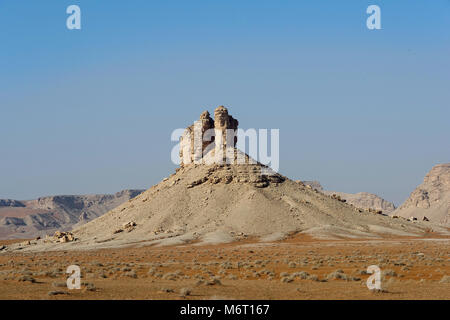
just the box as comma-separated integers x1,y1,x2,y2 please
393,163,450,225
301,181,396,213
45,162,439,251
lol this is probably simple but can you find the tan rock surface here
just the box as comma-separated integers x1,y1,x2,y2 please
393,163,450,225
180,106,239,166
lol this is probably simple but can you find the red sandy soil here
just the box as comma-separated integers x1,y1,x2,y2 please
0,235,449,300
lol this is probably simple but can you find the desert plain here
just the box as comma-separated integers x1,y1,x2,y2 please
1,233,449,300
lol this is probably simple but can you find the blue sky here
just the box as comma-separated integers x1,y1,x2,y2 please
0,1,449,205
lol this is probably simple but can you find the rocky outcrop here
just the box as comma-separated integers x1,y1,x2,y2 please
0,189,145,239
393,163,450,225
325,191,396,214
180,106,239,166
301,181,323,192
180,111,215,165
301,181,395,213
50,231,76,243
213,106,239,162
184,163,285,189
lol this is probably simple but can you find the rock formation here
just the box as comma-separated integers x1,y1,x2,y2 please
393,163,450,225
0,189,145,239
180,106,239,166
301,181,324,192
326,191,395,214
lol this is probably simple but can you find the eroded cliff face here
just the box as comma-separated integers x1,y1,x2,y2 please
0,190,145,239
179,106,239,166
394,163,450,225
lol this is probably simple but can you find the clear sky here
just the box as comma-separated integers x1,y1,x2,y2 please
1,1,449,205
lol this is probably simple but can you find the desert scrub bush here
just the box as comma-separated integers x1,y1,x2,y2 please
227,274,238,280
207,278,222,286
162,272,177,280
48,291,67,296
288,262,296,268
160,288,174,293
327,271,348,281
124,270,137,278
355,269,369,275
82,282,96,292
19,269,33,276
220,262,233,269
179,288,191,297
195,279,206,286
218,269,227,275
439,275,450,283
17,275,36,283
281,276,294,283
145,267,157,276
382,269,397,277
292,271,309,280
47,271,61,278
369,288,389,294
52,281,67,288
307,274,320,281
174,270,184,276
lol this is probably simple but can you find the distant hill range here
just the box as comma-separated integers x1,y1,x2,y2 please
0,190,145,239
392,163,450,225
300,181,396,214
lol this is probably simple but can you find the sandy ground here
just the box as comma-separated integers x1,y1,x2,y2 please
0,235,449,300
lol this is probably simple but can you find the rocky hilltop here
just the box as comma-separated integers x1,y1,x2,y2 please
301,181,396,214
0,190,144,239
393,163,450,225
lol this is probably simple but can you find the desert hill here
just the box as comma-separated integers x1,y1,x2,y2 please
393,163,450,225
72,162,431,250
0,190,144,239
301,181,396,213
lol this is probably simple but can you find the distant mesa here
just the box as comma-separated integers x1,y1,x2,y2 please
0,190,145,240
